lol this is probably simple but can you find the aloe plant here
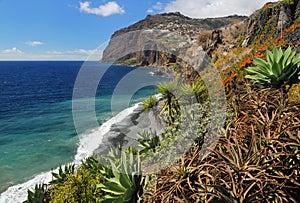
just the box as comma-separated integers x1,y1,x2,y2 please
245,46,300,88
97,151,142,203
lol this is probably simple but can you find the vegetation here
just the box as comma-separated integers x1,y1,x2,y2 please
245,46,300,88
24,1,300,202
24,184,49,203
97,150,142,203
142,96,158,112
143,84,300,202
137,131,161,154
284,0,294,4
156,80,181,125
120,58,137,66
50,164,75,186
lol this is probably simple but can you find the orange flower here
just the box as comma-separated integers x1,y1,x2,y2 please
241,57,252,67
255,51,264,58
261,45,268,51
297,41,300,46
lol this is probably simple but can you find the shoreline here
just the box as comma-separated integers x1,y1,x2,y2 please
0,97,163,203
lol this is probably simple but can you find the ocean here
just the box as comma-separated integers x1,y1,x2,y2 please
0,61,166,202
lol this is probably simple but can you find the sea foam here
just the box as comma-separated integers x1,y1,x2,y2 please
0,103,140,203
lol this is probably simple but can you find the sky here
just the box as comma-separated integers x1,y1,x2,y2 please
0,0,277,60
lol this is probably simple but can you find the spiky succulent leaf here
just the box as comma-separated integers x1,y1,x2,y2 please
246,46,300,87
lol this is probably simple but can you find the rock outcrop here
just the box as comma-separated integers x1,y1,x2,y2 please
197,0,300,59
102,13,246,66
102,1,300,72
242,0,300,47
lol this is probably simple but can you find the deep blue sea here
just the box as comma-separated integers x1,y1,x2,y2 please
0,61,165,195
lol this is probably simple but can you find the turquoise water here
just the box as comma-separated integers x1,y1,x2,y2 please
0,61,166,193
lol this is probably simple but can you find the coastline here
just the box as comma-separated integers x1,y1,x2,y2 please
0,97,163,203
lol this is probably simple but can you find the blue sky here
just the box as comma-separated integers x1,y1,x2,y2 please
0,0,276,60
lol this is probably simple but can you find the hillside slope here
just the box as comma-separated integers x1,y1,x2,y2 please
102,1,299,72
101,13,246,65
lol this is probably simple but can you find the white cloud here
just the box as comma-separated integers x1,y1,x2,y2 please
0,48,103,60
26,41,44,46
162,0,278,18
147,2,164,13
67,48,103,56
153,2,163,10
147,9,154,13
79,1,125,17
1,47,23,54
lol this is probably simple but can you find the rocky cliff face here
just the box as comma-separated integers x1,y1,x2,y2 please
242,0,300,47
101,13,246,66
102,1,300,75
111,12,246,39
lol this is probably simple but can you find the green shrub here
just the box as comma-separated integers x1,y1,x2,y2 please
50,167,103,203
137,131,161,154
284,0,294,4
142,96,158,112
245,46,300,88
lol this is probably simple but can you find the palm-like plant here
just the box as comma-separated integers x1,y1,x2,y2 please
157,80,180,124
180,82,208,104
245,46,300,88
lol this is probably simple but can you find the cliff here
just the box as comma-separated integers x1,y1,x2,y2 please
102,1,300,80
101,12,246,67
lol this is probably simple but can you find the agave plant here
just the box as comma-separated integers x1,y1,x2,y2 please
245,46,300,88
97,150,142,203
137,130,161,154
50,164,75,186
24,184,49,203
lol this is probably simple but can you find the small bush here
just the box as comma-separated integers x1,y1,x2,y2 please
50,168,103,203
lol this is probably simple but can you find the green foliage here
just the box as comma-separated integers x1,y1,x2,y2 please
97,150,142,203
81,157,113,180
137,131,161,154
157,80,181,125
284,0,294,4
24,184,48,203
145,85,300,202
121,58,137,66
50,168,103,203
245,46,300,88
172,63,179,71
180,82,208,104
142,96,158,112
50,164,75,186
